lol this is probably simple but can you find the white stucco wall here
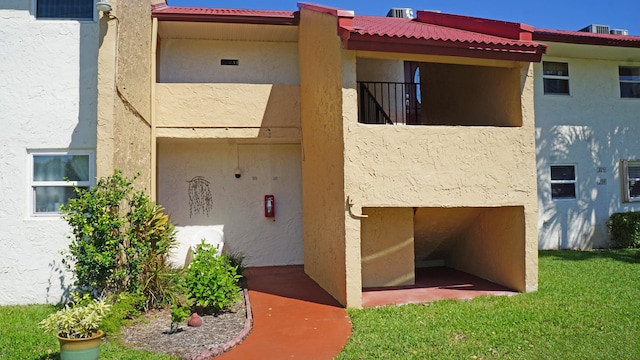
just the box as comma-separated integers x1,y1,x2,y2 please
157,140,303,267
535,47,640,249
158,39,299,85
0,3,98,304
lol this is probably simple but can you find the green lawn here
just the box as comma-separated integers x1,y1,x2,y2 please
339,250,640,359
2,250,639,359
0,304,176,360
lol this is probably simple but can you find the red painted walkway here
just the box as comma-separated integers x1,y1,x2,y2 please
363,267,517,307
217,266,352,360
217,266,516,359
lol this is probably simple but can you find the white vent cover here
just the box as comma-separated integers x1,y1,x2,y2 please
578,24,611,34
386,8,414,19
610,29,629,36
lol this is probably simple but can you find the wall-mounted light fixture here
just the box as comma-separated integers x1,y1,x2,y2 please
234,144,242,179
96,1,113,13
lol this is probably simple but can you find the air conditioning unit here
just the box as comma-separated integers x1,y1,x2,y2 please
610,29,629,36
578,24,611,34
386,8,414,19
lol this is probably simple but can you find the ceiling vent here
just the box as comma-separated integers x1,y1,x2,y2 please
610,29,629,36
578,24,611,34
387,8,414,19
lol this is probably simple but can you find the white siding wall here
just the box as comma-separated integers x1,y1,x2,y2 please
535,51,640,249
0,2,98,304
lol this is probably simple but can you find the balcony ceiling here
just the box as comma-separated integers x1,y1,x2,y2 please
157,21,298,42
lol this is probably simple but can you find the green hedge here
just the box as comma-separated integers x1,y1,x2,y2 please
607,212,640,248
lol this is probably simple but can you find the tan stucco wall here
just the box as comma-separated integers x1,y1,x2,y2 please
97,0,152,188
422,63,522,126
155,84,300,130
299,8,351,307
447,207,526,291
361,207,414,288
344,62,539,293
158,39,299,84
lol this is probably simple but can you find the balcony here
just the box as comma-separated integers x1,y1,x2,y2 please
154,83,300,139
358,82,420,125
357,62,523,127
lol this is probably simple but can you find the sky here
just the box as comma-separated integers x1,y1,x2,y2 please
166,0,640,36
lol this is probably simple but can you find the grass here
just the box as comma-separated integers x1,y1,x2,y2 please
338,249,640,359
2,250,639,359
0,304,177,360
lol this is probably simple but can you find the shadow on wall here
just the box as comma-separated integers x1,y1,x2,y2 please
47,260,73,304
539,249,640,264
536,125,637,249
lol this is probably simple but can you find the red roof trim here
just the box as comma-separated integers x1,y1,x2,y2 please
343,34,545,62
297,2,354,18
533,28,640,48
417,11,534,41
152,6,299,25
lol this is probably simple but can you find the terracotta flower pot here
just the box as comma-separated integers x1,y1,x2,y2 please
57,330,104,360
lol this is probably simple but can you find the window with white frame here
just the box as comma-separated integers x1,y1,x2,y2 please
619,66,640,98
543,61,570,95
35,0,94,20
29,150,94,214
622,160,640,202
550,165,576,199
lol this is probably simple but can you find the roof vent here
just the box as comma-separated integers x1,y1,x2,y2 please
610,29,629,36
578,24,611,34
386,8,414,19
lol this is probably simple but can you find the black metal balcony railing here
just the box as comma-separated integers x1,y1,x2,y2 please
358,82,421,125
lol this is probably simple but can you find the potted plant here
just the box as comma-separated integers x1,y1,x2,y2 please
39,298,111,360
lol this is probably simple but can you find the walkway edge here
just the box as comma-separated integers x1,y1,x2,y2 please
189,286,254,360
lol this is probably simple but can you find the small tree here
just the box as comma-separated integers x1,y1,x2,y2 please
61,170,178,309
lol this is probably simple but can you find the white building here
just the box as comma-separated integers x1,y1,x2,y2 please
0,1,98,304
533,27,640,249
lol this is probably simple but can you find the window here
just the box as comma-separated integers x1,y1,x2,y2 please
550,165,576,199
36,0,94,20
29,150,94,214
543,62,570,95
622,160,640,202
619,66,640,98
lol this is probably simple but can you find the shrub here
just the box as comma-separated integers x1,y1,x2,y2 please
39,299,111,339
184,242,242,314
607,212,640,248
60,170,179,309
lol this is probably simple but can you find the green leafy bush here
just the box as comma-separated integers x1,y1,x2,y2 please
101,292,145,334
607,212,640,248
184,242,242,314
60,170,179,309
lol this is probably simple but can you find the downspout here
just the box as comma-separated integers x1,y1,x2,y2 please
150,17,158,201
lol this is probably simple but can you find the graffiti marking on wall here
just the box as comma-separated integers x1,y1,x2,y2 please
187,176,213,217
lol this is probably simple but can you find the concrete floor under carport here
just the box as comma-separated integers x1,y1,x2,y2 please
361,206,527,305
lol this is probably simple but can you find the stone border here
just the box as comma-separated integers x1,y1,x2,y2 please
189,285,253,360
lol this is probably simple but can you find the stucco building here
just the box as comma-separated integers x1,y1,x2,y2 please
11,1,637,307
0,0,99,305
151,3,544,308
532,28,640,249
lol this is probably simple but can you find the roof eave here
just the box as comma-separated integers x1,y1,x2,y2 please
343,35,546,63
533,31,640,48
152,10,299,26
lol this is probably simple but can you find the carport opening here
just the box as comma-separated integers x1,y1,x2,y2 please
361,206,525,307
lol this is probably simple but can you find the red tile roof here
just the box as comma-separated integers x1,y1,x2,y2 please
152,6,298,25
337,12,546,62
533,28,640,48
351,15,539,50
